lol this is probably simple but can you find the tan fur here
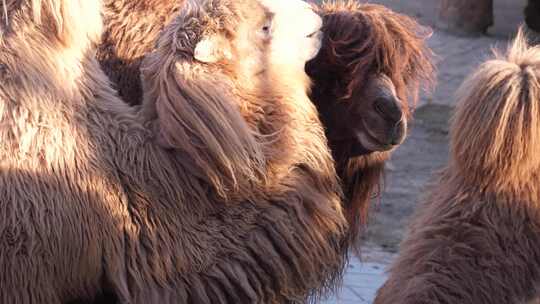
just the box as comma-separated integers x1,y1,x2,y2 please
0,0,347,303
375,30,540,304
97,0,183,104
450,32,540,200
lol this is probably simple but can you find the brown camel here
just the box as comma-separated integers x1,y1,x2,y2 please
97,0,434,246
306,1,434,243
0,0,347,303
375,30,540,304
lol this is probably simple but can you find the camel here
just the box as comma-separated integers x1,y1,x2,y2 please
375,30,540,304
98,0,183,105
306,1,434,243
97,0,434,246
0,0,348,303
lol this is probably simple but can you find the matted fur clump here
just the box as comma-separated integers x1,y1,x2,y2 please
0,0,348,303
375,30,540,304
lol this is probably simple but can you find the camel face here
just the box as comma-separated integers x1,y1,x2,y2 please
257,0,323,67
306,3,434,159
323,74,407,155
352,74,406,153
189,0,322,89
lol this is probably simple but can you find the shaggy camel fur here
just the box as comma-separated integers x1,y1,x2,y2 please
97,0,434,245
306,1,434,242
375,30,540,304
98,0,182,104
0,0,347,303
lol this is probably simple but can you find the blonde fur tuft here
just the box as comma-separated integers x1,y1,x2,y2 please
450,27,540,199
0,0,102,45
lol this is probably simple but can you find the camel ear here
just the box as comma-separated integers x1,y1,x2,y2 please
194,35,232,63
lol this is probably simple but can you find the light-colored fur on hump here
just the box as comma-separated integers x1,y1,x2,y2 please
450,29,540,200
0,0,347,303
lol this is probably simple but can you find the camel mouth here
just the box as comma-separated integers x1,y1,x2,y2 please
302,30,322,61
356,120,396,152
356,131,394,152
307,30,320,38
254,68,266,76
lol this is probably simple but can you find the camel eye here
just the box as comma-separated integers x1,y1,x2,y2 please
261,20,272,35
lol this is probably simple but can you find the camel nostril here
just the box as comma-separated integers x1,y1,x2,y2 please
373,99,387,117
390,121,405,145
373,97,403,122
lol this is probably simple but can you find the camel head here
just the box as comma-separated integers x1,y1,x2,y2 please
307,2,434,160
164,0,322,94
305,1,434,244
139,0,328,201
140,0,323,109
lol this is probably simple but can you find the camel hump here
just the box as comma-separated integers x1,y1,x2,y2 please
450,27,540,194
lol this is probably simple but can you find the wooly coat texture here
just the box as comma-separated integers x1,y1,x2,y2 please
98,0,183,105
97,0,434,248
0,0,347,303
374,30,540,304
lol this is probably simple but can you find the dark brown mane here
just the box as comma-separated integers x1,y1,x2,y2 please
309,1,435,246
314,2,434,113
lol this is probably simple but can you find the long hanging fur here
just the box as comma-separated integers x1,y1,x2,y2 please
0,0,347,303
375,29,540,304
